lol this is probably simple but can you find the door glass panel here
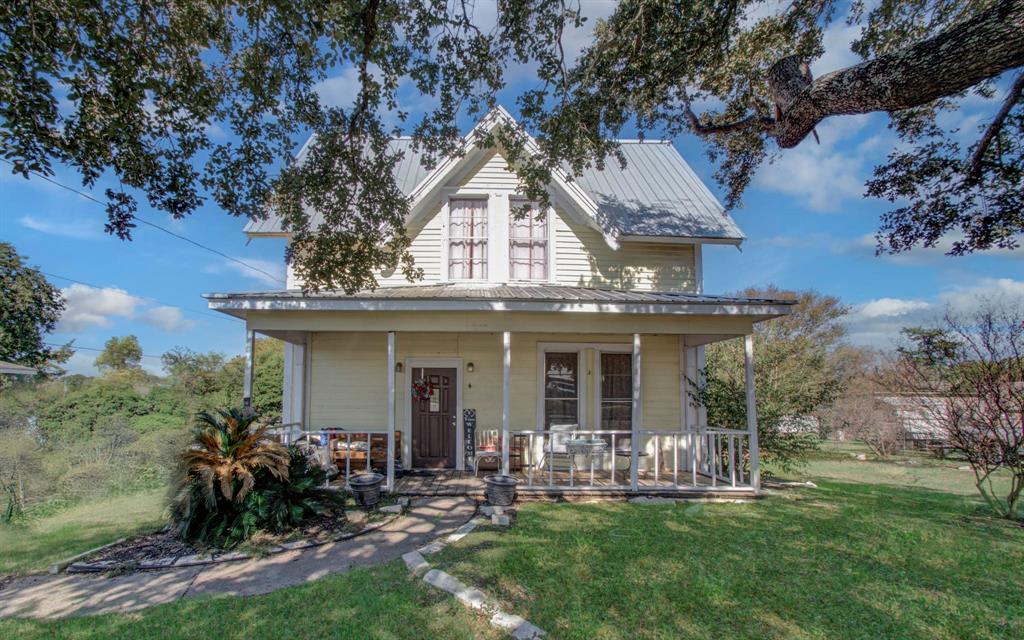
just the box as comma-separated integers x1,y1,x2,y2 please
544,352,578,428
600,353,632,430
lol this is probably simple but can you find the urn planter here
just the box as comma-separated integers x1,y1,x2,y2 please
349,472,385,508
483,474,518,507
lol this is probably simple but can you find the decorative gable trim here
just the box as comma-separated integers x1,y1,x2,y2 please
405,106,619,250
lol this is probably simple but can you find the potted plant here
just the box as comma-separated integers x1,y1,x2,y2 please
349,472,385,508
483,474,518,506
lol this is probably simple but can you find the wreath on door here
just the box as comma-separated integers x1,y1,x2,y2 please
412,377,435,401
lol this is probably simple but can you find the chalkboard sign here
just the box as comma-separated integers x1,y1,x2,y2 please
463,408,476,468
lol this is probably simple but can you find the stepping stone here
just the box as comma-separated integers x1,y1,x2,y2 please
379,505,403,514
423,570,490,611
402,551,430,576
491,514,510,526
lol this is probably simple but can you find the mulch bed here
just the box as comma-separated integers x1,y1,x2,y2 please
85,509,369,566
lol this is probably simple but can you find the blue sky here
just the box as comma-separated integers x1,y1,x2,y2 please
1,1,1021,376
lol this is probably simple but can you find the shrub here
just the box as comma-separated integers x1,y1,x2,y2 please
170,409,342,548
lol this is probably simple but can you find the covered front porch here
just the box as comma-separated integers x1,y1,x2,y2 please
207,285,793,497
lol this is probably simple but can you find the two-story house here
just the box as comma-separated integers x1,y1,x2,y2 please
205,107,793,496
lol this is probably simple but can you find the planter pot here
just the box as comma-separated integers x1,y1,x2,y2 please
349,472,385,508
483,474,518,507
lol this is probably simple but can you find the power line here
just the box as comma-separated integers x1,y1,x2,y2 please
2,159,286,285
41,271,238,323
45,341,164,361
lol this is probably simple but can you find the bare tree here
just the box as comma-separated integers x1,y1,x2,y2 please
825,373,903,458
889,300,1024,520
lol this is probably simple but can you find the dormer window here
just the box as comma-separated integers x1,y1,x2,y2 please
509,198,548,281
448,198,488,280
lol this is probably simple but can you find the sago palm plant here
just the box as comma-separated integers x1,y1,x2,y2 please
170,408,290,545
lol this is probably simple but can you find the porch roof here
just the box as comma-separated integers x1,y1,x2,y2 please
205,284,795,320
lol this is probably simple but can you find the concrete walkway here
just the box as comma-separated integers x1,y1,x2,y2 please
0,496,476,620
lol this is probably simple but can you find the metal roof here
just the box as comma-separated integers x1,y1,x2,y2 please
574,141,742,240
205,283,792,306
243,127,743,242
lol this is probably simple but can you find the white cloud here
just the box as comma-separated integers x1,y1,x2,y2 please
754,114,876,211
58,284,142,332
57,284,199,334
204,258,286,288
938,278,1024,312
844,278,1024,347
856,298,932,319
811,20,862,77
138,306,196,333
19,215,102,239
315,67,364,109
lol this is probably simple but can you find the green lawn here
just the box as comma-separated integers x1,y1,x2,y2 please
0,561,499,639
0,491,167,575
2,447,1022,639
419,446,1024,640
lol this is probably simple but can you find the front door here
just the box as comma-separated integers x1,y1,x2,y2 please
411,367,457,468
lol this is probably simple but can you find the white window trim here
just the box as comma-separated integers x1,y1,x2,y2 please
442,192,493,283
535,341,632,431
507,197,556,284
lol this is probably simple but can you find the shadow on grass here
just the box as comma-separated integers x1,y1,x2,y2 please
435,482,1024,640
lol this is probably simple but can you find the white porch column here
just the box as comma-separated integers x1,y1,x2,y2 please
631,333,642,492
282,337,307,429
242,327,255,415
744,334,761,491
501,331,511,475
386,331,396,491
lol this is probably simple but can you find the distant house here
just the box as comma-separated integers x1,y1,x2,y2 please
0,361,37,376
877,395,950,448
206,107,794,496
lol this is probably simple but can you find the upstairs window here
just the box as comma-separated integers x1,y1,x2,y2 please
509,199,548,281
448,198,488,280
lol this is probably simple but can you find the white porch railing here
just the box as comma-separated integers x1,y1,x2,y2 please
267,426,394,489
506,427,754,491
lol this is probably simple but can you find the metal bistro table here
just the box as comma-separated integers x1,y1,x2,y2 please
565,438,608,486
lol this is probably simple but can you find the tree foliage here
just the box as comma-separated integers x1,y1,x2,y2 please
696,287,856,469
94,335,144,373
886,301,1024,519
0,242,71,375
2,1,1021,292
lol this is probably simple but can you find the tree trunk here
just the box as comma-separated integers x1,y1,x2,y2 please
772,0,1024,148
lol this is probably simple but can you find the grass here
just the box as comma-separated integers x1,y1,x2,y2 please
2,446,1021,639
422,446,1024,640
0,491,167,575
0,561,499,639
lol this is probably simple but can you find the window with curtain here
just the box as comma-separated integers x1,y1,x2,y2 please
600,352,632,430
543,352,578,428
508,198,548,281
448,198,488,280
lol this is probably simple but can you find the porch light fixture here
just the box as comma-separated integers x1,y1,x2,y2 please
466,362,475,373
395,362,404,373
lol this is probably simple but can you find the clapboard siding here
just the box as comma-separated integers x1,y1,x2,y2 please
377,209,444,286
307,331,683,469
457,149,522,191
553,210,696,292
290,148,698,292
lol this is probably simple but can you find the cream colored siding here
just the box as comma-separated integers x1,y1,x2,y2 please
457,150,521,191
306,331,683,467
291,147,699,292
553,209,696,292
377,209,444,286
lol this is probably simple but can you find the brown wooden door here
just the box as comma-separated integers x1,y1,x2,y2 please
411,367,457,468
